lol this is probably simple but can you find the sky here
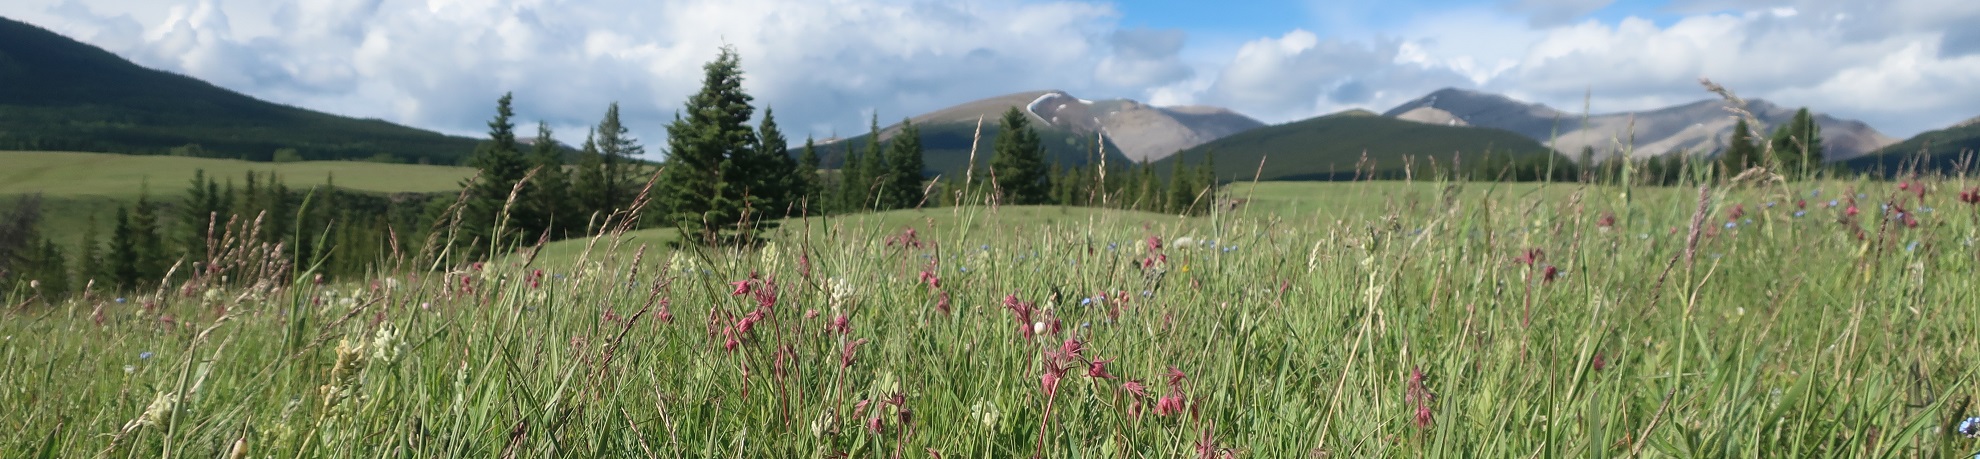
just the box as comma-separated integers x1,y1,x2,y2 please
5,0,1979,157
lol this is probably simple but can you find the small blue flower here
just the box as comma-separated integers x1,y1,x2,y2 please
1958,416,1980,438
1810,190,1822,197
980,244,990,251
1080,297,1093,306
1828,200,1839,207
1793,210,1807,218
115,297,126,304
958,266,970,273
1725,222,1737,229
1107,242,1118,251
1765,201,1776,208
138,351,154,360
1140,290,1152,297
1080,322,1092,329
1906,241,1919,252
1742,218,1752,225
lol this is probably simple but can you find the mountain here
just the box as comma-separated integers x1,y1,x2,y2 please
1154,109,1554,181
830,90,1262,173
1382,88,1898,162
1842,116,1980,174
0,16,481,163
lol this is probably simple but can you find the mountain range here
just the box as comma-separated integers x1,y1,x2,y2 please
1382,88,1899,162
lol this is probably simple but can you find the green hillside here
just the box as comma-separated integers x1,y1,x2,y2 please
1842,119,1980,175
0,16,481,163
818,121,1135,178
0,151,472,252
1155,110,1554,181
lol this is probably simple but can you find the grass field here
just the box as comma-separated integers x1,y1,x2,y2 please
0,150,474,251
5,176,1980,457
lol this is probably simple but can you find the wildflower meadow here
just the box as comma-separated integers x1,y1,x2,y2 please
4,178,1980,458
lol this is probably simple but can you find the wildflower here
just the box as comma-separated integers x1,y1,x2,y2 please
1040,362,1066,398
970,400,1001,428
1596,212,1616,229
1542,265,1560,283
1961,187,1980,205
115,297,127,304
729,277,753,296
831,314,851,335
1728,204,1745,221
1086,357,1116,379
1156,393,1186,416
1414,404,1434,429
1515,248,1544,266
1147,236,1163,250
139,351,154,360
1122,379,1150,399
1724,222,1737,229
1793,210,1807,218
1845,205,1859,217
839,338,870,368
1591,352,1607,371
1957,416,1980,438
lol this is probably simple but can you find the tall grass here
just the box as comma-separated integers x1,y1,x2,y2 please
4,175,1979,457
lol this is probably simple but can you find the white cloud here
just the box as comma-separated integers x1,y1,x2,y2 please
1500,0,1614,26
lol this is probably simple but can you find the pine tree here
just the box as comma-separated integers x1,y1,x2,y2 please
520,121,573,241
658,47,760,246
796,137,822,213
884,118,927,209
109,207,138,290
856,115,889,210
459,92,532,260
742,107,794,220
129,185,168,285
1722,118,1762,173
571,129,610,229
1770,108,1823,179
837,141,864,213
180,169,226,263
595,103,645,218
77,214,105,288
991,107,1049,205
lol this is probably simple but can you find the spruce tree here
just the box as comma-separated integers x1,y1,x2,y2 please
991,107,1049,205
459,92,531,260
572,129,610,227
521,121,573,240
796,137,822,213
77,214,105,288
884,118,927,209
129,186,167,284
1770,108,1823,179
836,142,863,213
856,115,889,210
595,103,644,217
742,107,794,219
1722,118,1761,173
658,47,759,246
109,207,138,290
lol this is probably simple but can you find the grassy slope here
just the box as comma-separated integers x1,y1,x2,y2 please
1157,111,1554,181
0,16,481,163
0,150,471,250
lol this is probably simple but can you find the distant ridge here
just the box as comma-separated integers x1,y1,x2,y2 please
1382,88,1898,162
0,15,481,163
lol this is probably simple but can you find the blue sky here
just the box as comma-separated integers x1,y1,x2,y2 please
4,0,1979,150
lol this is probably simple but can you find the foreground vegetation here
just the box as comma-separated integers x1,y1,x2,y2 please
5,177,1980,457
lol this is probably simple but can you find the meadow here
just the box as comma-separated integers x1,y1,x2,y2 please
4,176,1980,458
0,150,473,250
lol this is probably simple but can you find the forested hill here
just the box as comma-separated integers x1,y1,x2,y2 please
0,16,480,164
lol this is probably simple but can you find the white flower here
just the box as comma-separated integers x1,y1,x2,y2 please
1031,321,1046,337
369,324,402,363
134,391,178,428
969,400,1002,429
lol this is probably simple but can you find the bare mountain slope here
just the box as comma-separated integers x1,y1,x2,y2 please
1383,88,1897,161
